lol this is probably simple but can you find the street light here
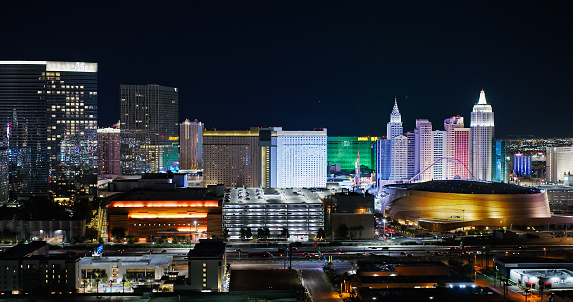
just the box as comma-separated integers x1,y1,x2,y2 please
193,221,199,243
382,219,387,241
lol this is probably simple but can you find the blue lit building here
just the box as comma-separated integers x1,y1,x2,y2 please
513,153,532,176
492,140,509,183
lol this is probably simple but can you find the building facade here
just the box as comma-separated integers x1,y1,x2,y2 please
546,146,573,184
275,128,327,188
406,131,416,180
492,140,509,183
203,128,260,188
106,188,222,242
187,240,226,292
0,61,98,200
222,188,323,241
376,139,391,182
414,119,434,182
444,116,471,180
433,130,446,180
0,242,80,294
470,90,494,181
389,135,408,181
387,98,403,140
179,119,203,170
97,125,120,180
327,136,379,172
513,153,532,176
120,84,179,175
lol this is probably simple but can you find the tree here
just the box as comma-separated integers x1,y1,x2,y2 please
257,227,270,240
316,228,326,240
348,225,364,239
111,227,126,242
281,227,289,239
245,228,253,240
222,228,230,241
335,224,349,240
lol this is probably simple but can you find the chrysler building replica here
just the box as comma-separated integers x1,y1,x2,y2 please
470,89,495,181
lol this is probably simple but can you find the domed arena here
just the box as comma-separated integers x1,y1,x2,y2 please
381,180,553,231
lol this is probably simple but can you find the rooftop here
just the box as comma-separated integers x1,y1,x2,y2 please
188,239,225,258
225,188,323,205
80,254,171,267
107,188,214,202
386,180,541,194
0,241,48,259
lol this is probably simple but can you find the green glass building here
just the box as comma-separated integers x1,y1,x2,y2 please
327,137,381,172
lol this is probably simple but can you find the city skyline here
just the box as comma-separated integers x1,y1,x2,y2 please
1,2,572,137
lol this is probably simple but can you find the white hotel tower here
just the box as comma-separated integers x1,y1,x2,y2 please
470,89,495,181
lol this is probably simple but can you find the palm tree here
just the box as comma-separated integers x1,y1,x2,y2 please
281,227,289,239
94,271,100,294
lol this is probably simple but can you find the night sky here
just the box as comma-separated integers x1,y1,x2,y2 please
1,1,572,138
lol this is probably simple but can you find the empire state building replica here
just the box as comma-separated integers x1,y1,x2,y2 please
470,89,495,181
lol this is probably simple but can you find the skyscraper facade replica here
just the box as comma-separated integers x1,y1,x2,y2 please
0,61,98,200
203,128,260,188
470,89,495,181
179,118,203,170
387,99,408,181
414,119,434,181
387,98,403,139
406,131,416,179
120,84,179,174
433,130,446,180
97,123,121,180
444,116,471,179
389,135,408,181
376,139,391,181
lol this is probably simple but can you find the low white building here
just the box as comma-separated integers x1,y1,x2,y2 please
80,254,172,283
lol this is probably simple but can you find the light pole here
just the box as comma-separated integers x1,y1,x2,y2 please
193,220,198,243
382,219,387,241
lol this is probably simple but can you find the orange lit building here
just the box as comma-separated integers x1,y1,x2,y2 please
106,188,222,242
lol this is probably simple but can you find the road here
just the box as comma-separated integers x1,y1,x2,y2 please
301,269,341,302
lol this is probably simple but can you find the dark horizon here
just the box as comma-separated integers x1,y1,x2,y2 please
1,1,571,138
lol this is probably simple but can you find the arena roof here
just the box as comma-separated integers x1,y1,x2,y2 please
386,180,541,194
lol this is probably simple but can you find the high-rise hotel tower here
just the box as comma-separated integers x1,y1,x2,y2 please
179,119,203,170
0,61,98,201
120,84,179,174
470,90,494,181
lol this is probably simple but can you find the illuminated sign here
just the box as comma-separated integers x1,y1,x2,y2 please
46,61,98,73
357,137,379,141
96,244,103,254
111,200,219,208
128,213,208,219
169,136,179,141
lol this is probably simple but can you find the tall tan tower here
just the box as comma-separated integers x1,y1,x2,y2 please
179,119,203,170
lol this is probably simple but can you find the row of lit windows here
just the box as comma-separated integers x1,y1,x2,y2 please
132,223,200,227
